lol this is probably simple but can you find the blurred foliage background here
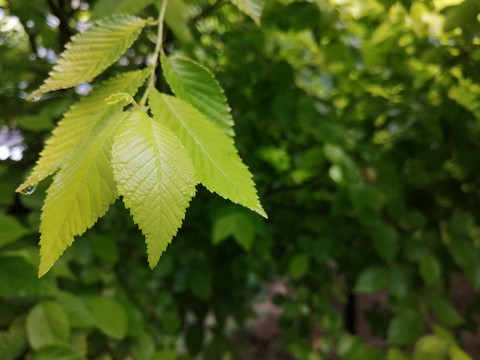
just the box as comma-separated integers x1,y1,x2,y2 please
1,0,480,359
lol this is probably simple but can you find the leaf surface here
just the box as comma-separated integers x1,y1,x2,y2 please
18,69,150,192
162,55,234,136
112,111,197,267
91,0,155,19
38,111,126,276
29,15,148,99
91,297,128,340
149,90,266,218
26,302,70,350
230,0,265,24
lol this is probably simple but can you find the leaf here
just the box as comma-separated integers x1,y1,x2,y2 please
0,329,27,360
387,310,424,346
18,69,150,192
56,291,94,328
372,224,398,263
419,254,442,286
37,109,126,277
26,302,70,350
162,55,234,136
0,257,57,297
149,90,266,218
0,214,29,247
91,0,155,19
449,346,473,360
425,294,463,327
111,110,197,267
91,297,128,340
354,266,388,293
230,0,265,25
212,211,255,250
29,15,149,99
289,254,310,280
413,335,448,360
32,345,84,360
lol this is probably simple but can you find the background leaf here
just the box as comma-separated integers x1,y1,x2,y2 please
111,110,197,267
26,302,70,350
29,15,148,99
149,90,266,218
230,0,265,25
91,297,128,340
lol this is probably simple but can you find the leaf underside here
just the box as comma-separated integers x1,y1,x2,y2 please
162,54,235,136
29,15,148,99
230,0,265,25
149,90,266,218
18,69,150,192
112,111,197,267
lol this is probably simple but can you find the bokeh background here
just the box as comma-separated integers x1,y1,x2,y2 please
1,0,480,359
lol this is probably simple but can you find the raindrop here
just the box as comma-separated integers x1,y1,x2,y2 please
20,184,37,195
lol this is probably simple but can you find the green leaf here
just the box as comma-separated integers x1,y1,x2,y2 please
0,328,28,360
91,0,155,19
230,0,265,25
372,224,398,263
32,345,84,360
289,254,310,280
0,257,56,297
91,297,128,340
425,294,463,327
354,266,388,293
386,349,410,360
37,108,126,276
419,254,442,286
449,346,473,360
387,310,424,346
162,55,234,136
149,90,266,218
413,335,448,360
18,69,150,192
29,15,149,99
56,291,94,328
112,110,197,267
26,302,70,350
212,211,255,250
0,214,29,247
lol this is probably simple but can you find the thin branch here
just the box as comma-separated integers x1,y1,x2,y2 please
139,0,168,108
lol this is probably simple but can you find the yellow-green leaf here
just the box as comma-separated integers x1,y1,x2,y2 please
29,15,149,99
162,54,234,136
230,0,265,25
111,111,197,267
17,69,150,193
38,112,125,276
149,90,266,218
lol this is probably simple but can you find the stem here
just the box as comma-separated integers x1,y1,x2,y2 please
139,0,168,108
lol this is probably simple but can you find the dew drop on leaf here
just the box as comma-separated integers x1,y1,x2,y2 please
20,184,37,195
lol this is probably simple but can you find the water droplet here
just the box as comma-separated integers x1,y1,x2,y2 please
20,184,37,195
